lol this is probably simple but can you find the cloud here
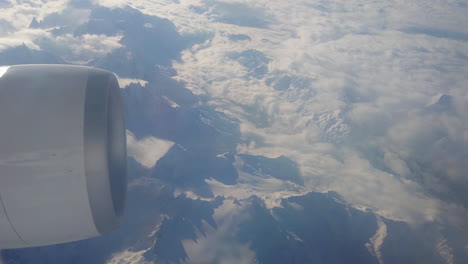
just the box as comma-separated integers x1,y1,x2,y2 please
48,33,124,62
91,0,210,35
1,0,466,259
0,28,48,51
0,0,70,29
193,1,272,28
207,156,308,209
126,130,175,168
168,0,468,227
0,30,123,62
118,78,149,89
35,6,91,29
435,239,454,264
0,1,123,63
181,199,256,264
365,216,387,264
0,1,120,62
106,249,152,264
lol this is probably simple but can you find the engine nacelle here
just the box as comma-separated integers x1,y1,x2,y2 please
0,64,127,249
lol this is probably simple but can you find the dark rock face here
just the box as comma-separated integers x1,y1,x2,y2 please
0,45,65,65
144,196,224,264
426,94,455,114
153,145,238,197
237,193,379,264
239,154,304,185
228,34,251,41
228,49,270,79
265,71,313,91
83,6,189,79
235,192,458,264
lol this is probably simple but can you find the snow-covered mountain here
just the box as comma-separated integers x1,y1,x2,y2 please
0,0,467,263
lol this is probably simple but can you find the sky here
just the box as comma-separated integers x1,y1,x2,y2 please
0,0,467,263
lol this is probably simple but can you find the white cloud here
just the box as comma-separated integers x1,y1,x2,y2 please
92,0,211,34
0,0,70,30
56,34,123,59
34,33,124,63
0,28,48,51
118,78,149,89
436,239,454,264
126,130,174,169
106,249,153,264
162,96,179,108
0,1,120,62
182,199,256,264
167,0,468,227
365,216,387,264
0,30,123,62
207,156,308,209
383,151,411,177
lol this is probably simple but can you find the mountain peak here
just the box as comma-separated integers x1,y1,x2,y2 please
29,17,40,28
427,93,454,113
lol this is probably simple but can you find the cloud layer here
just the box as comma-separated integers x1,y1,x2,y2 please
163,0,468,226
0,0,467,263
126,130,174,169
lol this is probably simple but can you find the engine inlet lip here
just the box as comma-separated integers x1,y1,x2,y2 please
83,70,127,234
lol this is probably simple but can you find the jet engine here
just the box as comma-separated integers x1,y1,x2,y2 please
0,64,127,249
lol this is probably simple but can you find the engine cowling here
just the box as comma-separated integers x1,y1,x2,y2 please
0,64,127,249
